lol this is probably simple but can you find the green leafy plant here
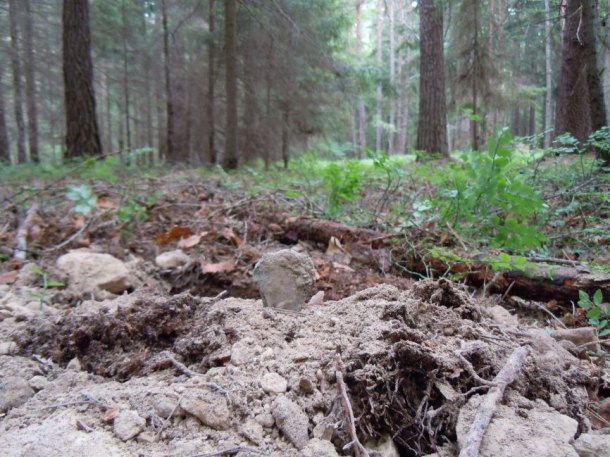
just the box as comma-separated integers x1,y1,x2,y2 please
29,265,64,310
321,160,363,217
66,184,97,216
433,128,546,251
118,198,148,224
367,149,405,217
577,289,609,337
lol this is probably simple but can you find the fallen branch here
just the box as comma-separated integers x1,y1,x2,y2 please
14,203,39,260
335,355,370,457
190,447,267,457
160,351,228,396
458,346,528,457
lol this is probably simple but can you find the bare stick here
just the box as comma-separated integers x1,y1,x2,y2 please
154,393,184,442
458,346,528,457
335,355,370,457
160,351,228,396
14,203,39,260
46,217,94,252
190,446,268,456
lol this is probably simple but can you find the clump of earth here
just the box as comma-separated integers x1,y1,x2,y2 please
0,250,608,457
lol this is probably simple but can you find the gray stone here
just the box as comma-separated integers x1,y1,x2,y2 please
181,395,230,430
0,341,17,355
255,412,275,428
302,438,339,457
456,394,578,457
230,339,259,366
240,419,264,445
573,432,610,457
28,375,49,391
155,250,191,269
152,395,183,419
260,372,288,394
253,249,316,311
66,357,82,371
551,327,600,353
0,376,35,413
112,409,146,441
272,395,309,449
57,251,133,295
365,434,400,457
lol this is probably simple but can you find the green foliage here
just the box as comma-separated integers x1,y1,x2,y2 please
486,252,532,273
321,160,364,217
118,198,147,224
577,289,610,337
29,265,64,310
433,128,546,250
66,184,97,216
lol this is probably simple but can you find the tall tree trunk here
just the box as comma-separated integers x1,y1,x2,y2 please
154,1,165,160
22,0,38,162
223,0,239,169
397,0,411,154
544,0,553,147
388,0,396,154
583,0,607,131
416,0,448,155
355,0,366,158
375,0,383,152
62,0,102,158
281,103,290,169
0,68,10,164
605,0,610,125
121,0,131,154
161,0,175,161
8,0,27,163
555,0,592,144
471,0,479,150
207,0,217,165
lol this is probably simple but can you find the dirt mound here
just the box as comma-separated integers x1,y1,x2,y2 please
1,279,608,456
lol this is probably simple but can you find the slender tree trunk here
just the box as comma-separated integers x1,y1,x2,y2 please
22,0,38,162
9,0,27,163
605,0,610,125
207,0,217,165
375,0,383,152
471,0,479,150
582,0,607,132
416,0,448,155
397,0,411,154
121,0,131,153
99,60,112,152
154,2,165,160
355,0,366,158
281,103,290,169
555,0,592,144
62,0,102,158
161,0,176,161
140,2,153,157
0,68,10,164
544,0,553,147
388,0,396,155
223,0,239,169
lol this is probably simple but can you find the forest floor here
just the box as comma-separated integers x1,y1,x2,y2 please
0,156,609,456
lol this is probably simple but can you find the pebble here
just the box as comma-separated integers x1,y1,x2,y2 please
181,395,230,430
272,395,309,449
260,372,288,394
255,412,275,428
28,375,49,391
113,410,146,441
302,438,340,457
0,376,35,413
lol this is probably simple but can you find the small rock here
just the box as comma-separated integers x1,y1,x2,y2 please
551,327,600,353
136,431,157,444
272,395,309,449
298,377,315,395
255,413,275,428
486,305,519,326
252,249,316,311
0,341,17,355
113,410,146,441
302,438,339,457
152,395,183,419
231,339,259,366
240,419,264,445
66,357,82,371
573,432,610,457
57,251,133,295
28,375,49,391
181,395,230,430
260,372,288,394
155,250,192,269
0,376,35,413
366,434,400,457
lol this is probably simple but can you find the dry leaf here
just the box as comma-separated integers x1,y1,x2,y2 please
0,271,18,285
222,227,242,247
177,233,204,249
96,196,119,210
154,226,194,245
201,259,235,274
326,236,351,265
102,408,119,423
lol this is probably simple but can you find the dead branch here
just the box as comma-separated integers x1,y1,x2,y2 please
14,203,38,260
458,346,528,457
335,355,370,457
190,447,268,456
160,351,228,396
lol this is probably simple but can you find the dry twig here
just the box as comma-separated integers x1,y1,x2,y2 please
14,203,39,260
458,346,528,457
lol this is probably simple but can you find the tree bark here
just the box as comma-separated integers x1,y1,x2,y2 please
223,0,239,169
375,0,383,152
355,0,366,158
388,0,396,155
62,0,102,158
22,0,38,162
544,0,553,147
8,0,27,163
121,0,132,154
161,0,175,161
0,68,10,164
207,0,217,165
416,0,448,155
555,0,592,143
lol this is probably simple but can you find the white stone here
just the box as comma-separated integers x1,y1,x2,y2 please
260,372,288,394
113,409,146,441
